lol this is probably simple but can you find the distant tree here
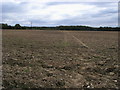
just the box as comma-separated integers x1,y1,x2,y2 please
1,23,119,31
14,24,21,29
2,24,8,29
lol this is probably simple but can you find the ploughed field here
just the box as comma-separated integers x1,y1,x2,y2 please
2,30,119,88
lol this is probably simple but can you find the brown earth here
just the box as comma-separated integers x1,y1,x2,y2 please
2,30,119,89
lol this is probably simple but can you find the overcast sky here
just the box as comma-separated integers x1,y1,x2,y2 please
1,0,119,27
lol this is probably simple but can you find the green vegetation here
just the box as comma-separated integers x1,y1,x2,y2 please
1,23,119,31
14,24,22,29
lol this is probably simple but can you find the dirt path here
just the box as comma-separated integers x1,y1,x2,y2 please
63,31,89,48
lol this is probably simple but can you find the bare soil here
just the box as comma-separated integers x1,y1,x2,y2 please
2,30,119,89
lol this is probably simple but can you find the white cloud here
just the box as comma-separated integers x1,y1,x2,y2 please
2,0,118,27
2,0,119,3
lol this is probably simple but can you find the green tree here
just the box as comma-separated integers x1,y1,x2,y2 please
2,24,8,29
14,24,21,29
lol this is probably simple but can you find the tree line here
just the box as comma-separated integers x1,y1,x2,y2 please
0,23,119,31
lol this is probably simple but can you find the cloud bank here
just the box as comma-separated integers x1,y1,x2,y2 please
2,0,119,27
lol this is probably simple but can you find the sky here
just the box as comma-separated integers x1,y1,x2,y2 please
1,0,119,27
